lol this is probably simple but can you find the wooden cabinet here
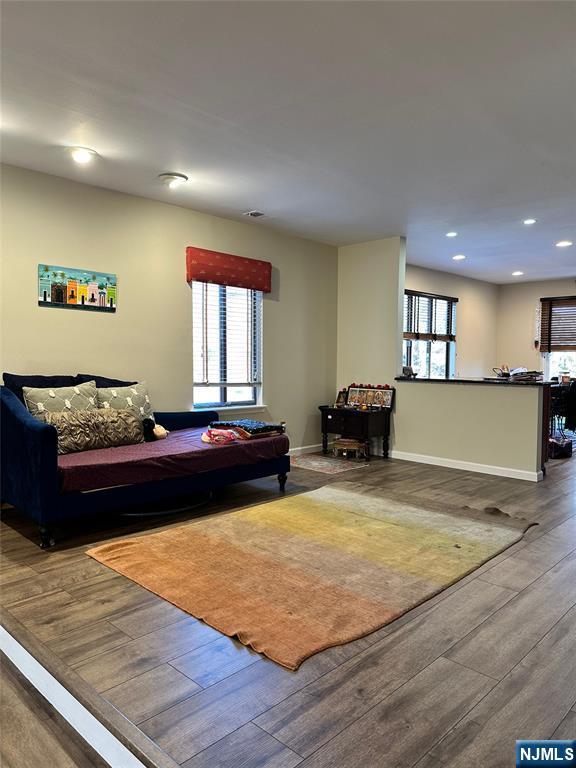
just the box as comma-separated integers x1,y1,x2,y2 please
319,406,392,459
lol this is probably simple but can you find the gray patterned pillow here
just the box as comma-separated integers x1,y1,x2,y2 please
45,408,144,454
23,380,97,422
96,382,154,421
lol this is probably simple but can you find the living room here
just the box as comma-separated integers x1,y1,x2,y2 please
1,2,575,768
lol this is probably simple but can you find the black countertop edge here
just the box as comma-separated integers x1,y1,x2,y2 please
394,377,551,387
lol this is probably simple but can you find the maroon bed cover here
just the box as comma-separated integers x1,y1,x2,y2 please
57,427,290,493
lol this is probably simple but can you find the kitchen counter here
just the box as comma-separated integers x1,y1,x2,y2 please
391,376,549,480
394,377,550,387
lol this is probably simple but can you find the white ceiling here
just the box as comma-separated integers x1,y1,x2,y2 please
1,1,575,284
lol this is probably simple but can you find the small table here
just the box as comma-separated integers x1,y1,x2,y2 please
319,406,392,459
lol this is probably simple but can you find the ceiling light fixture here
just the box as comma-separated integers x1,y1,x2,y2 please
523,218,537,225
452,254,466,261
446,231,458,238
68,147,98,165
243,210,265,218
158,173,188,190
512,271,524,276
555,240,573,248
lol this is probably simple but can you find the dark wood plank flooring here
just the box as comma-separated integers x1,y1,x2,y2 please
0,654,107,768
1,457,575,768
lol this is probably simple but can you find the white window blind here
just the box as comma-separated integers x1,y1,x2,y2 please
192,282,262,407
403,290,458,379
403,291,457,341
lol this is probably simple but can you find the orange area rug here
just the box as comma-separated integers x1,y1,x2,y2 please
87,482,533,669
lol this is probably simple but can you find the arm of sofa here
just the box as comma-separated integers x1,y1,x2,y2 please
0,386,59,528
153,410,219,432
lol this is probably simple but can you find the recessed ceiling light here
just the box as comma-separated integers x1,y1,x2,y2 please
68,147,98,165
446,231,458,238
556,240,573,248
452,254,466,261
158,173,188,190
512,271,524,276
523,218,537,225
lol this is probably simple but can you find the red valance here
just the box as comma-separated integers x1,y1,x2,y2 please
186,246,272,293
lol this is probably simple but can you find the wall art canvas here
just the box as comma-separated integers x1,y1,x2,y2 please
347,385,394,408
38,265,117,313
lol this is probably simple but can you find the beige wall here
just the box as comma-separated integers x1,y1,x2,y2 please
393,381,543,479
406,267,576,376
496,278,576,371
2,164,562,479
337,237,406,388
336,249,546,480
0,165,338,449
405,266,499,378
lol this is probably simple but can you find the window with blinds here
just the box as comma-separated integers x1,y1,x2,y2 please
540,296,576,353
403,290,458,379
192,282,263,407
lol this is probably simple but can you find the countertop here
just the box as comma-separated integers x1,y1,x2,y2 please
394,377,550,387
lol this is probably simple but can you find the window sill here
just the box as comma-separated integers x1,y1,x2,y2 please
193,404,269,413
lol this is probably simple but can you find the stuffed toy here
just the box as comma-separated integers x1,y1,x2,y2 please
142,418,169,441
153,424,169,440
142,418,155,442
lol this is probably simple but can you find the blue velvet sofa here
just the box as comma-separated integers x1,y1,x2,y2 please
0,385,290,548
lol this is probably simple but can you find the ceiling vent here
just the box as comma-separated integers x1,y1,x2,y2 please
243,210,265,218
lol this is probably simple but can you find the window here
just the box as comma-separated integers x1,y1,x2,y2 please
540,296,576,353
193,282,262,407
540,296,576,381
402,290,457,379
547,351,576,380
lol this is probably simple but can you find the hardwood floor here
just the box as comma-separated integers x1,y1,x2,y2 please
1,457,575,768
0,654,107,768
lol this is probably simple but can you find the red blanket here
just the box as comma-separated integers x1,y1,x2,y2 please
58,427,289,493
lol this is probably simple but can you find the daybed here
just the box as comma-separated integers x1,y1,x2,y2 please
0,385,290,548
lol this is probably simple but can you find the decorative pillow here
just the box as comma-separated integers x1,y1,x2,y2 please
96,382,154,421
76,373,137,388
3,373,77,403
23,380,97,422
45,409,144,454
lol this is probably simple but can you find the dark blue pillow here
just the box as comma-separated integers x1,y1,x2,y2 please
76,374,136,388
2,372,77,403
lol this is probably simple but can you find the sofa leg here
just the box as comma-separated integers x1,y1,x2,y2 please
278,473,288,493
39,526,55,549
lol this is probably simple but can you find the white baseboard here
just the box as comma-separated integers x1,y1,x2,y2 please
0,626,147,768
289,442,327,456
389,450,543,483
